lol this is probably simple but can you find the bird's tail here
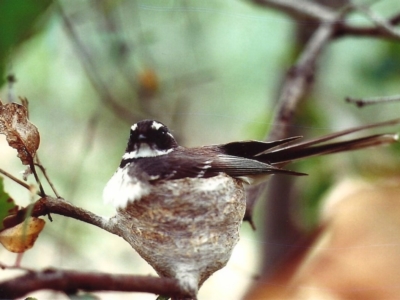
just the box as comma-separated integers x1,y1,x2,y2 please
256,118,400,165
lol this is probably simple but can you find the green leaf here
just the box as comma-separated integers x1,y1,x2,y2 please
0,0,52,86
0,177,17,231
67,293,100,300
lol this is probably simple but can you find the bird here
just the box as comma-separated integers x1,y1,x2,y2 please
103,119,398,299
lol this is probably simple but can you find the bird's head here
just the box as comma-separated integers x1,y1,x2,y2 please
123,120,178,159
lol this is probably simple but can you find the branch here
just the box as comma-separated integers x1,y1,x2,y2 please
2,197,113,234
268,19,338,140
351,2,400,40
334,23,400,39
35,155,61,198
244,16,339,225
346,94,400,107
1,197,195,299
0,168,32,192
334,12,400,39
243,4,349,277
251,0,337,22
252,0,400,41
0,268,185,299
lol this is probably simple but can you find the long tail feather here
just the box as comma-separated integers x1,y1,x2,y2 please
260,133,398,164
256,118,400,164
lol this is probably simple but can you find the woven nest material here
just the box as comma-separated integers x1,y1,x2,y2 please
114,174,246,297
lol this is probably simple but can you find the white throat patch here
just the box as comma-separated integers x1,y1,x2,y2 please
122,143,173,159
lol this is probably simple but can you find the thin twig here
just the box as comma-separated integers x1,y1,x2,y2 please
252,0,337,22
334,10,400,39
0,168,32,192
346,94,400,107
0,262,34,272
351,2,400,40
28,158,45,197
253,0,400,41
34,155,61,198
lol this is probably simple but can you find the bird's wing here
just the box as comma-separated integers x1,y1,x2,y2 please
131,152,214,180
131,149,305,182
208,154,306,177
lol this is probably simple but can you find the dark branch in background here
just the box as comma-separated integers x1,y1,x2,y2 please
268,20,339,140
247,0,400,280
245,13,340,222
391,13,400,25
264,19,338,277
335,11,400,39
0,269,184,300
55,1,145,123
252,0,337,22
346,94,400,108
243,10,340,276
351,2,400,40
253,0,400,41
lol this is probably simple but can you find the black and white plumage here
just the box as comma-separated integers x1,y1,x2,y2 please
103,120,305,209
104,119,398,209
103,119,398,298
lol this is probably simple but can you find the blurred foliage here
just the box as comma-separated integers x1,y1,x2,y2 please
0,0,400,299
284,97,332,227
359,41,400,85
294,157,334,229
0,0,52,86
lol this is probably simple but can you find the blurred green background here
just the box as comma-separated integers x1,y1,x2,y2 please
1,0,400,299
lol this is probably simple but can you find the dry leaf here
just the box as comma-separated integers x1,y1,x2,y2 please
0,100,40,165
0,217,45,253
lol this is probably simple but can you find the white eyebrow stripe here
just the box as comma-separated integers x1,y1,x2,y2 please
151,121,164,130
131,124,138,131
